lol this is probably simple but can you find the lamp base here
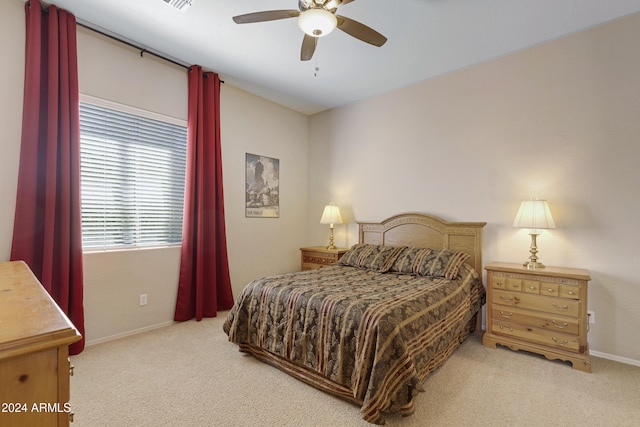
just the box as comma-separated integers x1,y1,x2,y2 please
523,233,546,269
326,226,336,250
523,261,545,269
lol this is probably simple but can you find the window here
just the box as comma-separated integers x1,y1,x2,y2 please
79,96,187,249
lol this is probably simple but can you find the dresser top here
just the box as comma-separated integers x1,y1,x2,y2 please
485,262,591,281
0,261,81,357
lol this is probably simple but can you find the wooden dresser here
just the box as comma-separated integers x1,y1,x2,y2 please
0,261,82,426
483,262,592,372
300,246,348,270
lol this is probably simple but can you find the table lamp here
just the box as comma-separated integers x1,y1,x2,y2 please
320,203,343,250
513,198,556,268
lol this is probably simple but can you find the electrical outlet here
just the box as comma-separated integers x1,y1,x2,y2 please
139,294,148,306
588,310,595,324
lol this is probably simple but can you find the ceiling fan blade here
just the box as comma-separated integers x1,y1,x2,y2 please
336,15,387,47
300,34,317,61
232,10,300,24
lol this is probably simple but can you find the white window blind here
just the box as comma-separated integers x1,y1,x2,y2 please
79,99,187,249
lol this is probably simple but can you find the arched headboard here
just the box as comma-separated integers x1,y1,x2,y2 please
358,213,486,272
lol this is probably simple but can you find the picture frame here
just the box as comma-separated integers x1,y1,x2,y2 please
245,153,279,218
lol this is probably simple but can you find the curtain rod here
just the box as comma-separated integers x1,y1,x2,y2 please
28,2,180,68
76,21,224,82
31,1,223,80
76,21,191,70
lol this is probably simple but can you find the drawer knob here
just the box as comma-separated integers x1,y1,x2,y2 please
551,320,569,329
567,291,575,295
552,303,569,311
499,295,514,302
499,325,514,332
529,286,536,290
547,288,554,292
552,337,569,346
499,311,513,318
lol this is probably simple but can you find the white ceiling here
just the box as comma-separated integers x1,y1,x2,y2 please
46,0,640,115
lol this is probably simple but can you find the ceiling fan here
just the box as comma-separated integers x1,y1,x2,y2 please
232,0,387,61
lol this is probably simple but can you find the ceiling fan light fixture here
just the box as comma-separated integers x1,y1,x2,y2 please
297,8,337,37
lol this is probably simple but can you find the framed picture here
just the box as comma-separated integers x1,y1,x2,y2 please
245,153,279,218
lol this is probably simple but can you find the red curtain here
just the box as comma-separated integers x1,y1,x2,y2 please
174,66,234,321
11,0,85,354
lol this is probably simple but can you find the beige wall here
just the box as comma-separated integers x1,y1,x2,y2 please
0,0,309,344
308,13,640,363
221,85,310,291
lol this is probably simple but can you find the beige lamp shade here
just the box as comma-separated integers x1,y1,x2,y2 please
512,199,556,230
320,203,343,225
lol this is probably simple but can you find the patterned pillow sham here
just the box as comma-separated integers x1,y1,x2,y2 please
389,247,471,279
338,244,405,272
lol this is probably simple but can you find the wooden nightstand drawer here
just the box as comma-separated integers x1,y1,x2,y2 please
540,282,559,297
523,279,540,294
492,290,580,317
506,278,523,291
300,246,348,271
492,320,581,352
303,250,335,264
560,285,580,300
490,304,579,335
492,277,508,290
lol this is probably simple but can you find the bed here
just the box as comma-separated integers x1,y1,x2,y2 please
223,213,486,424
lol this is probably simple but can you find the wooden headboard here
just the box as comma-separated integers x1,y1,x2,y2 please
358,213,486,272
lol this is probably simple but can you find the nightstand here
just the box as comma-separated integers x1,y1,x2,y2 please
483,262,592,372
300,246,348,271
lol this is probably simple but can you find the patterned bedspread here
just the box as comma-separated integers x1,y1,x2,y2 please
223,263,485,424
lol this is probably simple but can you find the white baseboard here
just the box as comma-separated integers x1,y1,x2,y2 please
85,321,175,347
590,350,640,367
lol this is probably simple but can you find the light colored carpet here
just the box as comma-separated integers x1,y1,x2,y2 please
70,313,639,426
